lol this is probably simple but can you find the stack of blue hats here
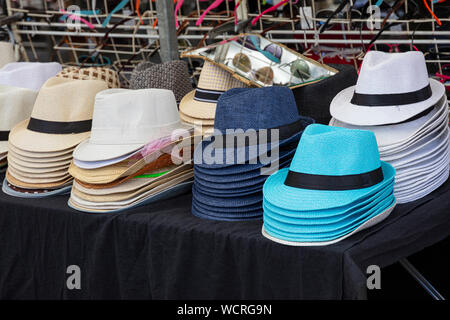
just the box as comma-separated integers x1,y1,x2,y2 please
192,86,314,221
262,124,397,246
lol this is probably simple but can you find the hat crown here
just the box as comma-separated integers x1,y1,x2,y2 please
129,60,193,101
214,86,300,131
31,77,107,122
290,124,381,176
356,51,429,95
90,88,181,144
0,85,36,130
0,62,62,91
197,61,246,91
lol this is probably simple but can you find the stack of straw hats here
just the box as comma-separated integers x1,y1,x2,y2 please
179,61,247,135
56,66,121,88
68,88,198,213
330,51,449,203
0,62,62,91
262,124,396,246
2,77,108,197
129,60,193,103
192,86,314,221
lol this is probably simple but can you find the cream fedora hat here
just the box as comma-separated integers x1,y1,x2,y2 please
179,61,247,120
0,62,62,91
73,88,193,162
9,77,108,153
0,85,37,153
330,51,445,126
0,42,17,69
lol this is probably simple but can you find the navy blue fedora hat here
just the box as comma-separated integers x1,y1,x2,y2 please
194,182,263,198
192,184,262,208
194,86,314,168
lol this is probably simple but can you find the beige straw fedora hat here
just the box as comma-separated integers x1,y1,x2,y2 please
0,42,17,69
9,77,108,153
179,61,247,120
56,66,120,88
73,88,193,162
0,85,37,153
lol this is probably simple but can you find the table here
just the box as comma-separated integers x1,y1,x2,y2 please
0,175,449,299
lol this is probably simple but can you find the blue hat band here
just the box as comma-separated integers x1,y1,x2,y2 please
350,84,431,107
284,166,384,191
194,88,225,103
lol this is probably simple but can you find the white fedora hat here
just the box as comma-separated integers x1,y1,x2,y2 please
330,51,445,126
73,88,193,162
0,85,37,153
0,62,62,91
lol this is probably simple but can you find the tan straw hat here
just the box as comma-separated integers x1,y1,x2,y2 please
57,66,120,88
8,77,108,153
179,61,247,120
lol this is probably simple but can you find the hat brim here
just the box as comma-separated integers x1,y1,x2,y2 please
192,183,262,208
264,181,393,220
179,90,217,120
194,156,292,186
263,162,395,211
68,180,193,213
194,129,302,169
73,122,193,162
262,199,396,246
192,199,262,221
389,128,449,168
7,160,69,175
395,168,449,204
179,110,215,125
330,78,445,126
9,119,90,153
2,178,72,198
7,143,74,162
72,169,193,202
194,182,263,198
7,166,71,183
6,170,73,189
330,95,447,149
7,152,71,169
264,193,394,234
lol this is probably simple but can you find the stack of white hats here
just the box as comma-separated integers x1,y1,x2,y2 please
330,51,449,204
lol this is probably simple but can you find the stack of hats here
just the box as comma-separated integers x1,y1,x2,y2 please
179,61,247,135
0,62,62,91
0,85,37,172
330,51,449,203
129,60,193,103
262,124,396,246
68,88,197,213
192,86,314,221
56,66,121,88
2,77,108,197
0,42,17,69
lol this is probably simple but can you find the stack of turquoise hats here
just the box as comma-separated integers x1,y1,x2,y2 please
262,124,397,246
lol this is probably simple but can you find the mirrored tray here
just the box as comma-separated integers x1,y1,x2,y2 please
181,34,338,88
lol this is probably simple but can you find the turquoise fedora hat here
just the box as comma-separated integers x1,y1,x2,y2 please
263,124,396,212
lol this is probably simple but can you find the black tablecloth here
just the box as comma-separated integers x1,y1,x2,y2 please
0,174,449,300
